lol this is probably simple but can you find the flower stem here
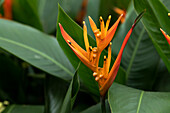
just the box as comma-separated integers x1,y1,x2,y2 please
100,95,106,113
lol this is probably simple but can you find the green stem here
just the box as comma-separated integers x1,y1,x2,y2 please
100,95,106,113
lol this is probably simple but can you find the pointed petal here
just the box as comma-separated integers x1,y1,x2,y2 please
100,26,133,96
67,40,96,72
88,16,100,45
113,7,125,15
98,14,123,51
105,15,111,34
83,21,90,53
106,42,112,74
160,28,170,45
99,16,105,39
88,16,98,32
59,23,88,57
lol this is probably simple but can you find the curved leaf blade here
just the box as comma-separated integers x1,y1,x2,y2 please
0,19,74,80
133,0,170,72
108,83,170,113
112,1,160,90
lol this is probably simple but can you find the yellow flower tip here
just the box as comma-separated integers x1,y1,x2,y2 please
108,15,111,20
95,76,100,81
99,74,104,78
93,72,98,77
83,21,85,25
168,13,170,17
104,55,107,61
89,46,92,51
109,42,112,46
99,16,103,22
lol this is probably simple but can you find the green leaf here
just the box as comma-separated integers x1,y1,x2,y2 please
0,0,4,7
112,1,160,90
39,0,83,33
57,5,126,97
108,83,170,113
0,19,74,80
81,101,110,113
45,75,69,113
133,0,170,72
0,54,24,103
2,105,44,113
12,0,43,31
60,63,80,113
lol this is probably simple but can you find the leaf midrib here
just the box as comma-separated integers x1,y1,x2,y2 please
126,27,145,78
0,37,73,76
136,91,144,113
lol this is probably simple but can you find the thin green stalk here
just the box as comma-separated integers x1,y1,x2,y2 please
100,95,106,113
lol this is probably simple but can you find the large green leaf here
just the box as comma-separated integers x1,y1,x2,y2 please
2,105,44,113
0,54,24,103
57,5,126,97
133,0,170,72
12,0,43,31
108,83,170,113
45,64,80,113
112,1,160,90
39,0,83,34
0,19,74,80
60,63,80,113
45,75,69,113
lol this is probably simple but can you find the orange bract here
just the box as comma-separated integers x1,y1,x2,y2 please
160,28,170,45
59,14,136,96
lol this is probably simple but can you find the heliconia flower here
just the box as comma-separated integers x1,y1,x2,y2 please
59,15,123,72
160,28,170,45
0,0,12,19
113,7,126,23
59,10,144,96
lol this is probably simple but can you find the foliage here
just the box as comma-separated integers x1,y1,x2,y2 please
0,0,169,113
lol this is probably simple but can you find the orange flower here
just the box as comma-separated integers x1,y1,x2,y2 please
0,0,12,19
113,7,126,23
59,11,144,96
160,28,170,45
59,15,123,72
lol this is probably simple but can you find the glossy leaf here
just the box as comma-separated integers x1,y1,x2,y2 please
112,1,160,90
60,63,80,113
133,0,170,72
2,105,44,113
57,5,126,97
39,0,83,33
12,0,43,31
45,75,69,113
108,83,170,113
0,19,74,80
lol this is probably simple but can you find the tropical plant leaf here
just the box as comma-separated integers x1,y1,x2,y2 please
57,5,126,97
2,105,44,113
0,19,74,80
39,0,84,34
45,75,69,113
108,83,170,113
60,63,80,113
0,0,4,7
133,0,170,72
80,100,110,113
112,1,160,90
12,0,43,31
